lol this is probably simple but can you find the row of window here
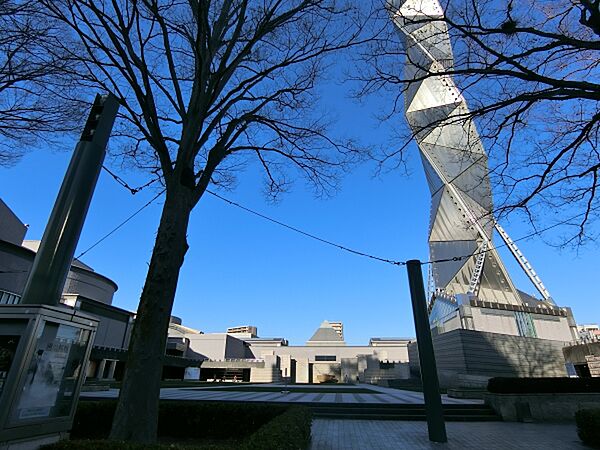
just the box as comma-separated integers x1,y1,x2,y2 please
315,355,336,361
0,290,21,305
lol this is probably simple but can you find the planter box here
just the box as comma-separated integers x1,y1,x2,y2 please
485,392,600,422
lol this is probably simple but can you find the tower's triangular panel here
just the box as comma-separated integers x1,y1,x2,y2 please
431,240,477,288
421,143,483,185
429,189,478,241
398,0,444,19
407,21,453,64
420,152,444,195
477,251,521,305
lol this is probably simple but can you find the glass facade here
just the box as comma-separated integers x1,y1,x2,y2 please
429,297,459,328
515,311,537,338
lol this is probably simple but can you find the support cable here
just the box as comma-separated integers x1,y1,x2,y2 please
91,167,599,270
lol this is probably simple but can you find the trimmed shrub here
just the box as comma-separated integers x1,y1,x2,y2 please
44,440,173,450
487,377,600,394
71,401,287,440
70,401,116,439
43,439,235,450
157,401,287,439
243,406,312,450
44,404,312,450
576,409,600,448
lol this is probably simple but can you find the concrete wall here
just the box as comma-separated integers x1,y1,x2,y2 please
177,332,412,384
78,297,132,349
532,314,573,342
0,241,31,296
250,345,409,363
63,266,117,305
0,199,27,245
250,354,281,383
341,358,358,383
436,305,576,343
93,315,130,348
485,392,600,422
471,308,520,335
312,362,341,382
0,241,117,305
410,329,569,385
186,333,229,360
296,358,310,383
563,341,600,365
224,334,247,359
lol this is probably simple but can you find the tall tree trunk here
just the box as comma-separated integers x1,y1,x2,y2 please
109,188,193,443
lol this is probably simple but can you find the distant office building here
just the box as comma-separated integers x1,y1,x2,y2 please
577,324,600,343
227,325,258,338
329,321,344,340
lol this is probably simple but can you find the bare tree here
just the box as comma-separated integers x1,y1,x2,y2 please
0,1,80,166
359,0,600,244
38,0,367,442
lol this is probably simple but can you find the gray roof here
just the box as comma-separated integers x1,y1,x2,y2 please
307,321,344,344
517,289,557,310
369,337,413,342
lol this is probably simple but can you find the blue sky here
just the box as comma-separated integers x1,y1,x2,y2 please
3,142,600,344
2,77,599,346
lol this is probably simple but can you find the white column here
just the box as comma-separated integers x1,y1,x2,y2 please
96,359,107,379
106,360,117,380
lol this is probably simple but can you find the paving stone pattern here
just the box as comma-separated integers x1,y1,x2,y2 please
81,385,585,448
310,420,586,450
82,384,478,405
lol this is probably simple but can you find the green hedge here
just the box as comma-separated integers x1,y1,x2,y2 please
42,440,237,450
42,440,184,450
576,409,600,448
487,377,600,394
243,406,312,450
44,401,312,450
71,401,287,439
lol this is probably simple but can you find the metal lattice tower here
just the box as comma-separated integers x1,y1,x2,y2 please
388,0,553,306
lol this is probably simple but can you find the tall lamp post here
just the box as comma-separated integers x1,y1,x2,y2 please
406,260,447,443
0,94,119,448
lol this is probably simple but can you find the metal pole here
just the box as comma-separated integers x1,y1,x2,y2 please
20,93,120,306
406,259,447,443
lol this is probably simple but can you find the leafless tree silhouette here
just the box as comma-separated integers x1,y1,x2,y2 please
358,0,600,245
0,0,80,166
35,0,369,442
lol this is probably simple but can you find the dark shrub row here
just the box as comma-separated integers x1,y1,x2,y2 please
71,401,288,439
487,377,600,394
575,409,600,448
43,440,176,450
244,406,312,450
44,401,312,449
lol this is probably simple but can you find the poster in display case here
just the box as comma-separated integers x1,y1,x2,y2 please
10,321,90,423
0,335,21,399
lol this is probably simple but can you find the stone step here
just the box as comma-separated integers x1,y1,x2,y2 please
310,404,500,421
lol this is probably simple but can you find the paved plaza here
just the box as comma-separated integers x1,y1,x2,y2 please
311,420,586,450
81,383,478,405
82,384,587,449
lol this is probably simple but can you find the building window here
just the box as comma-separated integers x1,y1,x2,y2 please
315,355,336,362
515,311,537,338
0,290,20,305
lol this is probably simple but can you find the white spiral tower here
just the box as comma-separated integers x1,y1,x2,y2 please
387,0,554,312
